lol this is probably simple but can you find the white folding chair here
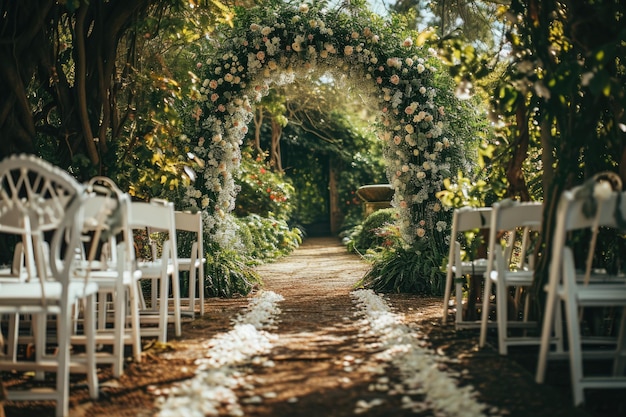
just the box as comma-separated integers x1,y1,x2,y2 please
175,210,206,317
479,200,543,355
536,177,626,405
0,154,99,417
129,199,181,342
442,206,492,328
70,177,142,376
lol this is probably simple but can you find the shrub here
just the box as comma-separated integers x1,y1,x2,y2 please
204,245,261,297
235,214,303,263
235,149,296,222
358,237,445,295
345,208,398,254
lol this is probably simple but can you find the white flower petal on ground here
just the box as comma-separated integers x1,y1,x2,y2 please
351,289,492,417
156,291,284,417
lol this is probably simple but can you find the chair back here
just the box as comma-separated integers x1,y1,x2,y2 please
452,207,492,233
129,199,178,268
551,180,626,286
82,177,133,267
174,210,203,258
555,189,624,234
442,206,493,324
449,206,492,265
0,154,86,301
487,201,543,275
174,211,203,234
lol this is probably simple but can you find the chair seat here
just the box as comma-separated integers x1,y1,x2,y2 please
136,260,176,277
489,270,534,286
574,271,626,284
572,286,626,305
0,269,29,282
453,259,488,277
461,258,488,269
77,268,142,287
0,281,99,306
553,282,626,304
177,257,206,270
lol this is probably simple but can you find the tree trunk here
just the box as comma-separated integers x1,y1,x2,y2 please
270,118,282,172
0,0,152,176
254,107,264,155
506,100,531,201
328,155,343,235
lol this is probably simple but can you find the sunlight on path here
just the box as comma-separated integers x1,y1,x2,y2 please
236,237,502,416
156,237,503,417
155,291,284,417
352,289,493,416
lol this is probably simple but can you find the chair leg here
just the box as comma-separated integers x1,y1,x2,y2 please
158,275,168,343
479,275,493,348
112,288,125,377
127,285,142,362
172,271,182,338
188,267,197,316
199,264,205,316
137,281,147,311
7,314,18,362
565,296,586,406
34,314,46,381
84,295,99,399
55,309,71,417
151,278,158,312
496,281,509,355
536,291,558,383
454,277,465,325
612,307,626,376
97,291,107,331
442,266,453,322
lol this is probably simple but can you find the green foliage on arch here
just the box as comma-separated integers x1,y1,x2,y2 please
182,0,483,293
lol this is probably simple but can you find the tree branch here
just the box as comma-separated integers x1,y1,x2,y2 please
74,4,99,165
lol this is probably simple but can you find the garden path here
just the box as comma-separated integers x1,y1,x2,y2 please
3,237,624,416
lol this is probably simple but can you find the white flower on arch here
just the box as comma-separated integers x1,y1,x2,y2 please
184,1,465,251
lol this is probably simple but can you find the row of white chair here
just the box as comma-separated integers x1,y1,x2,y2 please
442,199,542,356
0,155,206,416
535,178,626,405
442,175,626,405
0,155,100,417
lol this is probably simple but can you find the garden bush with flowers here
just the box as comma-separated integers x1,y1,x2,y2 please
182,0,485,295
234,147,296,222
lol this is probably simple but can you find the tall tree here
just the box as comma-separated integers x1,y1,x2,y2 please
0,0,154,174
0,0,234,182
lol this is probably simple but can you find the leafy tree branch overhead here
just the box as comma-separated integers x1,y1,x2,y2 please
0,0,232,183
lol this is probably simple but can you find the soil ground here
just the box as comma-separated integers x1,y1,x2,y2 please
2,237,626,416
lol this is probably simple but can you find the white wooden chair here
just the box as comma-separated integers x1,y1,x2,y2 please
0,154,99,417
536,177,626,405
70,177,142,376
129,199,181,342
175,210,206,317
478,200,544,355
442,206,492,328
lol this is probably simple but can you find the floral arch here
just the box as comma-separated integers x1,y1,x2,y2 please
183,1,468,285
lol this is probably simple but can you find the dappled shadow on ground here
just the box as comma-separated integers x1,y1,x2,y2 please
3,237,625,416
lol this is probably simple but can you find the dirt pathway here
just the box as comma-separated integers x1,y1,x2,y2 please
236,237,390,416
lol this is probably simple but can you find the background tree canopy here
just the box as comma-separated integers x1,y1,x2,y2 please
2,0,624,299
